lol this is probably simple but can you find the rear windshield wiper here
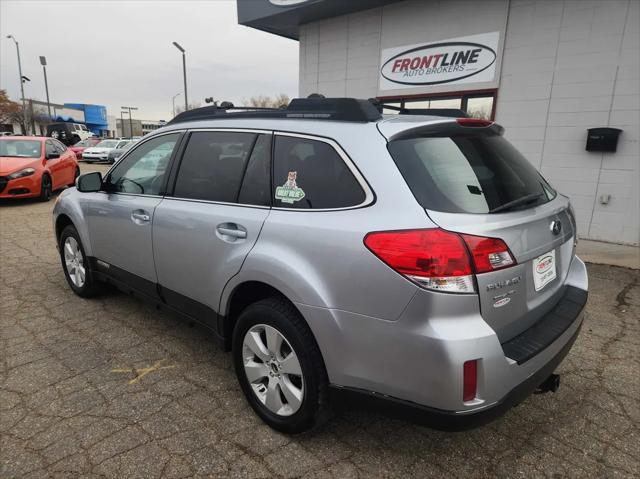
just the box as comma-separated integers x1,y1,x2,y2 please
489,192,544,214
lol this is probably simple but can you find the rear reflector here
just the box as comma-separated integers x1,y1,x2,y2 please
463,360,478,402
456,118,493,127
363,229,516,293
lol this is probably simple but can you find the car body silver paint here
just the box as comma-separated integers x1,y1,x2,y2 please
153,197,270,312
53,113,589,418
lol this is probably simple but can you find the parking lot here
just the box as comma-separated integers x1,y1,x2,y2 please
1,163,638,478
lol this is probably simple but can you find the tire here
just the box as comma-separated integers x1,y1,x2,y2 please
39,174,52,202
232,296,329,434
59,225,103,297
69,167,80,187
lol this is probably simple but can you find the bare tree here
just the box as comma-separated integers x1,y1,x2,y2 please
174,102,202,115
246,94,290,108
0,89,23,132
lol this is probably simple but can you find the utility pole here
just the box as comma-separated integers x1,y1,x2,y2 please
121,106,138,139
6,35,28,134
172,92,181,117
39,56,52,120
172,42,188,111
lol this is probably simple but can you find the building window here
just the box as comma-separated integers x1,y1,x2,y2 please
378,90,496,120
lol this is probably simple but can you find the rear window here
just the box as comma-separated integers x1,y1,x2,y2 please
387,134,555,214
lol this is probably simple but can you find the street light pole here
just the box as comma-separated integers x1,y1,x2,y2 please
121,106,138,139
39,56,52,121
6,35,28,134
172,42,188,111
172,92,181,117
119,111,125,137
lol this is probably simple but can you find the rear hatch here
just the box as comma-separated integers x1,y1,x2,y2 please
382,118,576,342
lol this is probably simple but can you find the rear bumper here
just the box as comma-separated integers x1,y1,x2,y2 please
298,255,588,426
330,319,582,431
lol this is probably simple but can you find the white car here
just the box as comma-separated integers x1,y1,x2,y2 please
82,139,132,163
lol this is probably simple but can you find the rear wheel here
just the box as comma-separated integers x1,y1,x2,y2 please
59,225,103,297
232,297,329,434
39,174,52,201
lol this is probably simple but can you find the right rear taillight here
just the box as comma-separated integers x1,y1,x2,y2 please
364,229,475,293
364,228,517,293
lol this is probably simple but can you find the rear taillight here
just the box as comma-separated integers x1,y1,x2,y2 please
363,229,516,293
463,360,478,402
461,234,515,273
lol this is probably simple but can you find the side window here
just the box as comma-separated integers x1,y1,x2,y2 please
45,140,56,158
238,134,271,206
173,131,256,203
272,136,365,209
106,133,180,195
53,139,67,153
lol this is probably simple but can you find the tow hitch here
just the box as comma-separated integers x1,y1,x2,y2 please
536,373,560,393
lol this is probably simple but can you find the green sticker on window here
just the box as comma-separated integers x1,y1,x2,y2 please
275,171,305,204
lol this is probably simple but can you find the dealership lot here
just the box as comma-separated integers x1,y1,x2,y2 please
1,164,638,478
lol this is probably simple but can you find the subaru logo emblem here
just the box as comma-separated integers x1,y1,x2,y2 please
550,220,562,235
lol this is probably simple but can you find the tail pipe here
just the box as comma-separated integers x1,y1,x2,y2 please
536,373,560,394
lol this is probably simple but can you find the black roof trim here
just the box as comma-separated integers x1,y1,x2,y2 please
168,98,382,125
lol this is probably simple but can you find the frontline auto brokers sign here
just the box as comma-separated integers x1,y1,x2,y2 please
379,32,500,90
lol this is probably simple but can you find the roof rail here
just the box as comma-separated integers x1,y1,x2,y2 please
167,97,382,125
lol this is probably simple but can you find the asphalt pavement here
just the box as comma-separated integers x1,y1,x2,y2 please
1,163,638,478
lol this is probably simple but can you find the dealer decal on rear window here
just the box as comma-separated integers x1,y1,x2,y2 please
275,171,306,204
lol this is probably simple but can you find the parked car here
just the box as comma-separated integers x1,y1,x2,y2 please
82,139,131,163
53,98,588,433
69,137,101,160
1,136,79,201
46,122,93,146
107,139,139,164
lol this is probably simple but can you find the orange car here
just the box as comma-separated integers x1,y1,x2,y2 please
0,136,80,201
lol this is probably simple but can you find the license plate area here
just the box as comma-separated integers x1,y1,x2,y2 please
533,249,556,291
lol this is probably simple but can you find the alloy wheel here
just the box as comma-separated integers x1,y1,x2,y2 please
242,324,304,416
63,236,85,287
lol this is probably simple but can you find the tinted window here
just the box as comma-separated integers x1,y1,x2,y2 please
387,134,556,214
106,133,179,195
53,139,67,153
272,136,365,209
174,131,256,203
238,134,271,206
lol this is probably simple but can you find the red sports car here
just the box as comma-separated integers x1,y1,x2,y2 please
69,137,101,160
0,136,80,201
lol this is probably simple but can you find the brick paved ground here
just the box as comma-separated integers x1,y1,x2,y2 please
1,164,638,478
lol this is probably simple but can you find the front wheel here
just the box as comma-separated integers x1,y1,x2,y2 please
59,225,103,297
232,297,329,434
39,174,52,201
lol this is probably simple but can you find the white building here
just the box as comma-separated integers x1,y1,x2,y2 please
238,0,640,245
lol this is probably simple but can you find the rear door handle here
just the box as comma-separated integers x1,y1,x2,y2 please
216,226,247,239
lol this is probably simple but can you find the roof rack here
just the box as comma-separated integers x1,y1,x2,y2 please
167,97,382,125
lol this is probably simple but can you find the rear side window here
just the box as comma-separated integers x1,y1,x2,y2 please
174,131,257,203
387,134,556,214
272,135,365,209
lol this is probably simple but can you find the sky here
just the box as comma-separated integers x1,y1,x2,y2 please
0,0,299,121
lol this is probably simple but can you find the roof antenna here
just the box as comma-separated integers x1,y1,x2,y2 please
307,93,325,99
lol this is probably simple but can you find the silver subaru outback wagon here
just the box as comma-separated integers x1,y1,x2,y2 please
53,98,588,433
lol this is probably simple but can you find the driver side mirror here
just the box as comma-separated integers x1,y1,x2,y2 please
77,171,103,192
46,152,60,160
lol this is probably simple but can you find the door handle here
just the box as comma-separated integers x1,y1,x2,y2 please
216,226,247,239
131,210,150,223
